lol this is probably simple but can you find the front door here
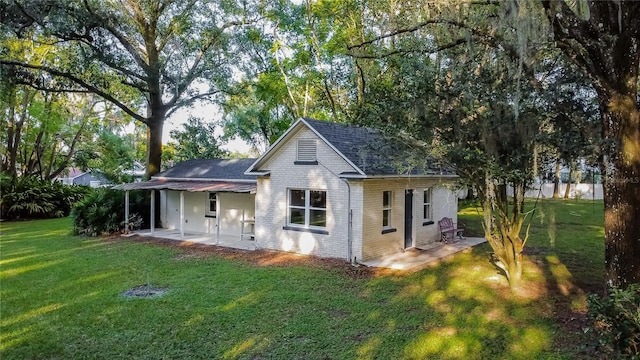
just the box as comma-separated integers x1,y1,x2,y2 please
404,190,413,249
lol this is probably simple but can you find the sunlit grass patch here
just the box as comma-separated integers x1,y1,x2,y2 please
459,199,605,288
0,203,604,359
509,326,552,358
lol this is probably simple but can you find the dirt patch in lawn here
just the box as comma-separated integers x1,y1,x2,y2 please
121,285,168,299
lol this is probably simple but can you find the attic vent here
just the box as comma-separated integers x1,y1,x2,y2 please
297,139,317,162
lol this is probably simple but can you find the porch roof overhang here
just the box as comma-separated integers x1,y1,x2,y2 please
113,180,257,193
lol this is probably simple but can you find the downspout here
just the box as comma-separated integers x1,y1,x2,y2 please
341,178,354,264
150,190,156,236
124,190,130,233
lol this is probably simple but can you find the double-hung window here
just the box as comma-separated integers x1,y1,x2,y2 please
288,189,327,228
423,188,432,222
206,193,217,217
382,191,393,229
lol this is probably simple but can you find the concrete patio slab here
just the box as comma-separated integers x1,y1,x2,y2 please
360,237,487,270
126,230,486,270
128,229,257,250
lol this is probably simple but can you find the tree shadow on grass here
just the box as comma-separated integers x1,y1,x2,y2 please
1,212,609,360
533,249,608,359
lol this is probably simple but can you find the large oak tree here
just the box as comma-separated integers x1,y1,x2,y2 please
542,0,640,287
345,0,639,288
1,0,256,177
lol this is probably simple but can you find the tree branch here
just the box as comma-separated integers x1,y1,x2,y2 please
349,38,467,59
347,19,468,50
81,1,152,75
166,18,257,108
48,116,89,180
164,90,224,119
541,0,614,95
0,60,146,124
156,0,198,53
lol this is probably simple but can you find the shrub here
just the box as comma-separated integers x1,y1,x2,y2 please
587,284,640,358
0,175,90,220
71,188,151,236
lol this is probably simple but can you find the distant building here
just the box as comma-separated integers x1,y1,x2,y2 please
55,168,109,187
123,161,146,182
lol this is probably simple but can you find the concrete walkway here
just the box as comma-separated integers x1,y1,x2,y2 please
360,237,487,271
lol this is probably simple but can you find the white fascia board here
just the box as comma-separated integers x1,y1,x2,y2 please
358,174,460,179
338,174,367,179
71,172,88,180
244,118,305,174
151,176,257,183
244,170,271,176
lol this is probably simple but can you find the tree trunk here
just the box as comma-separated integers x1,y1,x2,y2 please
26,130,44,177
596,11,640,287
552,160,560,199
563,165,572,199
465,186,475,200
48,118,88,180
7,89,31,179
5,97,17,177
542,0,640,288
478,175,526,289
145,109,165,229
506,248,523,289
601,96,640,287
146,119,164,179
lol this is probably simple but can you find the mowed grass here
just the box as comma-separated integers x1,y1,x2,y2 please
1,200,605,359
458,198,606,290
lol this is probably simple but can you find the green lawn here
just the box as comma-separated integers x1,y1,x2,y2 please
1,199,605,359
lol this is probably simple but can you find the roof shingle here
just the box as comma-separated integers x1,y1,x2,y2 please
155,158,257,181
302,118,454,176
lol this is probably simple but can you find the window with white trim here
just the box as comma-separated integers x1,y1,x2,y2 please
423,188,432,222
382,191,392,228
206,193,217,217
297,139,317,162
288,189,326,228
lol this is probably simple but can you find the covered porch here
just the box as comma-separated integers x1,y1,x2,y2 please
114,179,257,246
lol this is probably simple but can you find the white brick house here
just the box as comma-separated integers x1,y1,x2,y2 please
245,118,459,262
119,118,460,262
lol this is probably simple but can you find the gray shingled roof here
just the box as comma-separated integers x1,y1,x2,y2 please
302,118,454,176
113,180,256,193
155,158,257,181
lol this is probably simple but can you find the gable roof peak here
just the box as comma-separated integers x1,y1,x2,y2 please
246,117,456,177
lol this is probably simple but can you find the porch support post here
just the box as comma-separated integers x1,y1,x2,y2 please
216,197,220,244
180,191,185,240
150,190,155,236
124,190,130,233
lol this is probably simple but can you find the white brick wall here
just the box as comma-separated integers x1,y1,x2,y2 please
357,178,459,261
251,124,460,262
254,127,357,260
164,191,254,236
